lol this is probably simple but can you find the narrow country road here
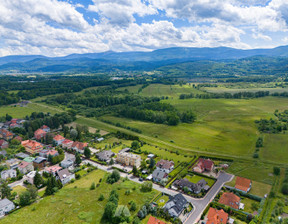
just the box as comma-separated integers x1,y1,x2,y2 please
83,159,234,224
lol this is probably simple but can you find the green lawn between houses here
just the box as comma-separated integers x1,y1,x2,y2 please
185,174,215,187
2,170,158,224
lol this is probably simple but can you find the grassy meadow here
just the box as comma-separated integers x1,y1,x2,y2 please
2,170,158,224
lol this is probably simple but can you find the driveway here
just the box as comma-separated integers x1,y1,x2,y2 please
8,176,28,188
83,160,233,224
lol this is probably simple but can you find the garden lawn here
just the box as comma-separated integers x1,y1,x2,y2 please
249,181,272,197
185,174,215,187
12,185,26,195
241,197,260,214
155,195,170,208
2,170,158,224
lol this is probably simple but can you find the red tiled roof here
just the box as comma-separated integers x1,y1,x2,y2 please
156,160,174,169
14,136,23,141
219,192,240,209
147,216,166,224
41,125,49,129
53,135,65,141
21,140,42,150
0,139,8,146
44,165,62,173
197,158,214,171
46,150,58,156
0,129,13,137
62,139,73,144
235,176,251,192
72,141,88,150
34,129,46,135
207,207,228,224
18,161,31,168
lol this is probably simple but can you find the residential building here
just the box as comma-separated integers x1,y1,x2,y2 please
21,140,43,154
41,125,50,132
62,139,74,149
116,152,141,167
152,170,168,183
0,140,8,149
56,168,75,185
235,176,252,193
13,136,23,142
15,152,29,159
0,129,13,140
53,135,65,145
96,150,115,162
34,129,47,140
206,207,229,224
219,192,241,209
44,165,62,176
193,158,214,173
27,171,36,184
95,137,104,142
147,154,155,159
0,199,15,217
156,160,174,173
33,157,47,169
39,149,59,158
118,147,130,153
0,150,7,157
6,159,19,169
1,169,17,180
147,216,167,224
18,161,34,174
173,178,209,194
164,193,188,217
60,159,74,168
71,141,88,153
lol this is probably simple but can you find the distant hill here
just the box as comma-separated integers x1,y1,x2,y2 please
0,46,288,73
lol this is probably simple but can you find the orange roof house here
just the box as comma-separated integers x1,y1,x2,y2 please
72,141,88,153
53,135,65,145
235,176,252,193
207,207,228,224
193,158,214,173
0,129,14,140
219,192,240,209
62,139,74,149
147,216,167,224
34,129,47,140
21,140,43,154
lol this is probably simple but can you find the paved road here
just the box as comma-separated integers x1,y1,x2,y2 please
8,176,28,188
83,159,234,224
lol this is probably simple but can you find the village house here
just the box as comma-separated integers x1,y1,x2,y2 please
71,141,88,154
116,152,141,167
15,152,29,160
39,149,59,158
152,170,168,183
18,161,34,174
21,140,43,154
34,128,47,140
33,157,47,169
156,160,175,173
13,136,23,142
44,165,62,176
206,207,229,224
235,176,252,193
61,139,74,149
173,178,210,194
0,139,8,149
0,129,13,141
60,159,74,168
6,158,20,169
193,158,214,173
53,135,65,145
164,193,188,217
56,168,75,185
27,171,36,184
0,198,15,217
41,125,50,132
219,192,241,209
96,150,115,162
147,216,167,224
1,169,17,180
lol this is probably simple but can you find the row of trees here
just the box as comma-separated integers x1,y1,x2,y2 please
0,91,19,106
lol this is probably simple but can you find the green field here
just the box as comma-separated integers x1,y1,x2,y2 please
2,170,158,224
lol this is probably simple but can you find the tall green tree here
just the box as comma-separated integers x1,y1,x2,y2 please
33,171,43,188
0,181,12,199
84,147,91,159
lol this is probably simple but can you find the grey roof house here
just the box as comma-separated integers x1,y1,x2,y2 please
15,152,29,159
60,159,74,168
164,193,188,217
173,178,209,194
1,169,17,180
0,198,15,217
96,150,115,162
56,168,75,185
152,170,168,183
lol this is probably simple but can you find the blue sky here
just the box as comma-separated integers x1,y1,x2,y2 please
0,0,287,56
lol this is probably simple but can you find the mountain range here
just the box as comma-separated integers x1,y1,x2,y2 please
1,45,288,73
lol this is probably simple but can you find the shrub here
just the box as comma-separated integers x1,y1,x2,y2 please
90,182,96,190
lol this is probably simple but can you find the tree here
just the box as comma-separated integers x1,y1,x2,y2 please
90,182,96,190
70,129,78,140
48,154,53,163
131,141,140,150
98,194,105,201
109,159,114,165
103,202,117,221
5,113,12,121
56,179,63,189
45,176,57,195
63,125,69,137
107,170,120,184
27,185,38,200
0,181,12,199
141,182,152,192
149,158,155,169
132,166,138,176
75,154,82,166
273,167,280,175
33,171,43,188
130,201,137,211
282,183,288,195
84,147,91,159
19,191,31,206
